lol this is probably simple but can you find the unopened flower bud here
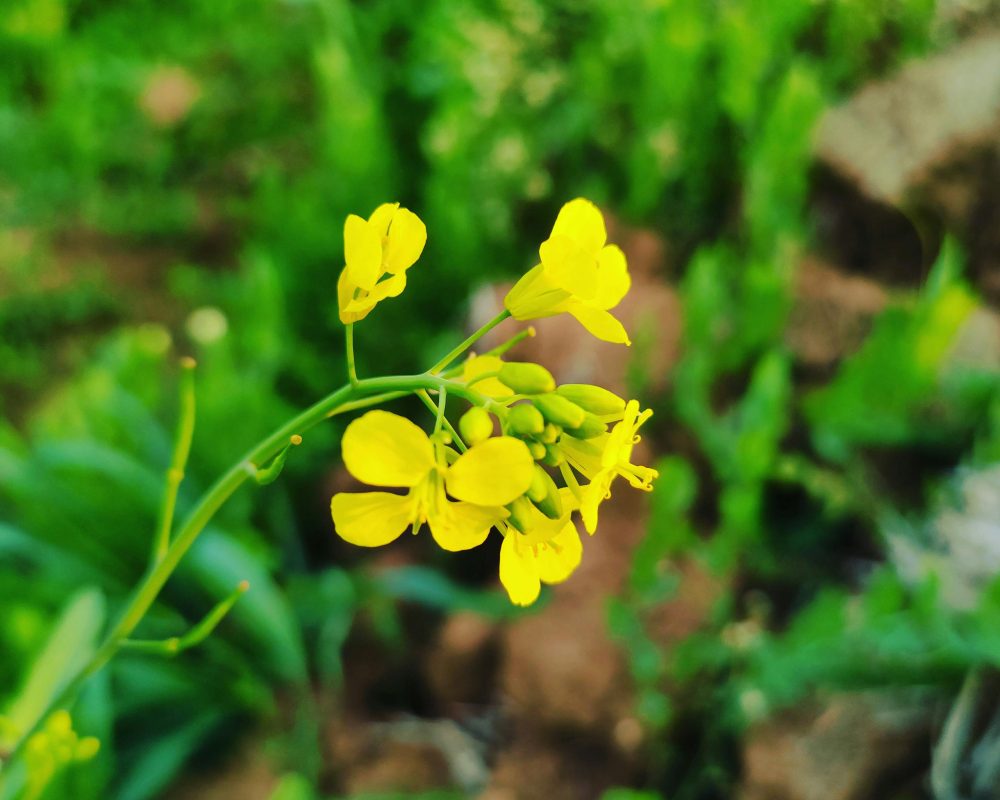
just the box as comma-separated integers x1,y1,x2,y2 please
459,407,493,445
506,496,534,532
529,465,563,519
534,394,586,430
498,362,556,395
556,384,626,416
507,403,545,436
541,443,564,466
567,413,607,439
539,423,560,444
527,441,547,460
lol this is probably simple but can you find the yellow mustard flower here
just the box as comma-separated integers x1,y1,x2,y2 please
559,400,658,534
505,198,631,345
499,490,583,606
331,410,533,551
338,202,427,324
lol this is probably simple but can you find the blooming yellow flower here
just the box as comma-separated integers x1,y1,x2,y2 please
499,490,583,606
559,400,658,533
504,198,631,345
331,410,534,551
338,203,427,324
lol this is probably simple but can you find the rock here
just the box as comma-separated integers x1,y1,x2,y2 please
740,692,931,800
814,33,1000,300
816,34,1000,207
785,256,888,368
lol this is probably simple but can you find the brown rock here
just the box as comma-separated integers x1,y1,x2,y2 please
785,256,888,367
740,692,931,800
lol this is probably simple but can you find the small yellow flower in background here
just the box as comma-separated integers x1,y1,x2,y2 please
338,202,427,324
499,490,583,606
505,198,632,345
330,410,534,551
560,400,658,533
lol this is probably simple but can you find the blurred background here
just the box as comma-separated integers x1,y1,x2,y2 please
2,0,1000,798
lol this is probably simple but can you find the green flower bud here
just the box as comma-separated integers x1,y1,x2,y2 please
534,394,586,430
539,423,561,444
529,465,563,519
498,361,556,395
541,443,564,467
506,496,534,532
567,413,607,439
75,737,100,762
527,441,547,460
459,407,493,445
507,402,546,436
556,384,626,416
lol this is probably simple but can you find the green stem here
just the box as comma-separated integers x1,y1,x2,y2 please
429,310,510,374
1,371,483,772
152,357,197,563
346,323,359,385
418,389,466,452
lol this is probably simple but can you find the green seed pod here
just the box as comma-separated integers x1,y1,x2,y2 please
530,465,563,519
539,422,561,444
507,403,545,436
498,361,556,395
541,443,564,467
534,394,586,430
567,413,607,439
459,407,493,445
556,384,626,416
506,496,534,532
527,441,547,460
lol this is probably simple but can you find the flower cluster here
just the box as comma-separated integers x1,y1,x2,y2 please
331,198,658,605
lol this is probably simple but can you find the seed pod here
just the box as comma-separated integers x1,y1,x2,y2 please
459,407,493,445
527,441,547,460
556,384,626,416
498,361,556,395
539,423,561,444
507,403,545,436
567,413,607,439
534,394,586,430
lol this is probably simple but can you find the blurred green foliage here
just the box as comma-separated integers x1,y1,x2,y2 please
1,0,997,798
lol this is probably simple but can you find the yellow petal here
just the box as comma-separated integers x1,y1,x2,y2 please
499,533,541,606
462,354,513,399
342,410,433,487
367,202,399,234
344,213,382,291
337,267,363,325
342,273,407,314
429,499,504,552
539,234,599,302
445,436,533,506
331,491,414,547
504,264,571,321
383,207,427,275
536,522,583,584
564,301,631,345
580,471,613,534
549,197,606,254
594,245,630,310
